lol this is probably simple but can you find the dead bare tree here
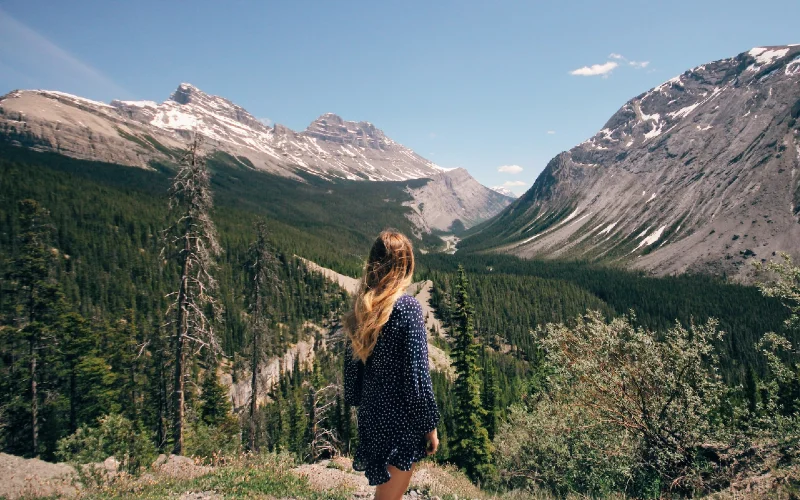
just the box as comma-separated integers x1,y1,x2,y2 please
162,136,221,455
307,383,342,461
244,219,282,452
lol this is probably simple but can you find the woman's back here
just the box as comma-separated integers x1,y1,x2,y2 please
344,294,439,486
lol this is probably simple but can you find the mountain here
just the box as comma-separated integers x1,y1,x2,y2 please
0,83,443,181
491,186,519,198
404,168,515,232
0,83,512,233
462,45,800,280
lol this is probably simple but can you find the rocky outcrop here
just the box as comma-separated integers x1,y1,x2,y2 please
221,334,319,411
468,44,800,280
0,452,79,499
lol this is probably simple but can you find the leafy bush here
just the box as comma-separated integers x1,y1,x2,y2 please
184,418,241,463
752,254,800,435
495,312,731,497
56,413,156,473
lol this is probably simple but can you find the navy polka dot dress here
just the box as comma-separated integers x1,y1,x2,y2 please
344,294,441,486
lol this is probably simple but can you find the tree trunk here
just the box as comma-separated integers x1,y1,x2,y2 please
30,338,38,457
248,327,260,451
69,362,76,433
173,235,190,455
157,345,166,450
173,314,186,455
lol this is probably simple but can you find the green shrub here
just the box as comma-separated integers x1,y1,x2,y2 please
495,312,730,497
184,418,241,462
56,413,156,473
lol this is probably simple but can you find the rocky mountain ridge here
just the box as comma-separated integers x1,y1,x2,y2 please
0,83,512,232
466,44,800,280
0,83,444,181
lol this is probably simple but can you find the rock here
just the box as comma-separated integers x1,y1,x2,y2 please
152,453,168,468
180,491,222,500
0,452,79,499
103,456,120,472
328,455,354,472
155,454,212,480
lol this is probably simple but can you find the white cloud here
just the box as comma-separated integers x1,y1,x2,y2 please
497,164,523,174
0,8,130,99
570,61,618,77
258,117,273,126
429,132,437,139
503,180,527,187
572,53,651,77
546,130,556,135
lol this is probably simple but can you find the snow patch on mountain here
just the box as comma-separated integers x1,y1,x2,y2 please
491,186,518,198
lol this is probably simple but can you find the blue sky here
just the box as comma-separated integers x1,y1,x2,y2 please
1,0,798,194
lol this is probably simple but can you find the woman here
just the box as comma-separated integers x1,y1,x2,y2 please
343,230,440,499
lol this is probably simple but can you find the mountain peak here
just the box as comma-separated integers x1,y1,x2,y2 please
491,186,519,198
169,83,206,105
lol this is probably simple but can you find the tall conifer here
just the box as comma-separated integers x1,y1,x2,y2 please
450,265,494,482
244,219,281,451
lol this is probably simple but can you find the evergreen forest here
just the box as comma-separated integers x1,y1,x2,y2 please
0,144,798,498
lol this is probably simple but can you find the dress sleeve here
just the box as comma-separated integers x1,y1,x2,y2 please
343,340,364,407
402,297,441,434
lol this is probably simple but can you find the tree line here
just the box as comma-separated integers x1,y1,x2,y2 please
0,141,350,461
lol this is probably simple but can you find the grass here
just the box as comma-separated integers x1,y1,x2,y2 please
81,454,353,500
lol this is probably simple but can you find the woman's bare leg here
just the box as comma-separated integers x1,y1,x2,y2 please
374,464,414,500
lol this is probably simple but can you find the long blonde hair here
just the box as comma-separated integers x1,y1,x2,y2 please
344,230,415,362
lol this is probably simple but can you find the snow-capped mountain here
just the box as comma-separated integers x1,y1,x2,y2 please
0,83,513,233
491,186,519,198
0,83,443,181
465,45,800,280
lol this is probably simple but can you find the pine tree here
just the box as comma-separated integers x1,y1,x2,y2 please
111,310,144,423
481,358,499,441
6,200,63,456
290,390,308,457
244,219,282,451
162,138,221,455
199,362,232,427
744,366,761,416
57,311,92,433
449,265,494,483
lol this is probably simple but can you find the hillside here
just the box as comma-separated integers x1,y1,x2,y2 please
462,44,800,280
